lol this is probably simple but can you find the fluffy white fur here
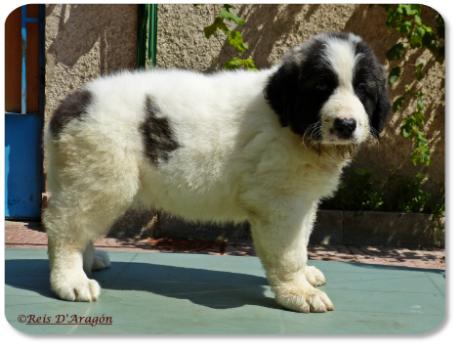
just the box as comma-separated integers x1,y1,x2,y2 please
44,33,382,313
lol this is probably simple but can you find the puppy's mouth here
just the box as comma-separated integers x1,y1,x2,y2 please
303,119,362,146
324,127,358,144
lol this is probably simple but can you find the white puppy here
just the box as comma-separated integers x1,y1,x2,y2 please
44,32,390,313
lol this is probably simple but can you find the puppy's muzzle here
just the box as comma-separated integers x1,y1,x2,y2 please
333,118,356,139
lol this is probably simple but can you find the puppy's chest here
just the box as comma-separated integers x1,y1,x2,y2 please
294,160,346,198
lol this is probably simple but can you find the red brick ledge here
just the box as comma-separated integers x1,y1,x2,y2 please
5,220,445,270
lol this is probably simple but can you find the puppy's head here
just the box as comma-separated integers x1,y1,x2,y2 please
264,32,391,146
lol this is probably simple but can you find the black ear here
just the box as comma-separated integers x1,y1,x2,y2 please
371,66,391,138
264,61,301,128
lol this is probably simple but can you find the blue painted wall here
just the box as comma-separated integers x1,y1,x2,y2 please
5,113,42,219
5,5,45,220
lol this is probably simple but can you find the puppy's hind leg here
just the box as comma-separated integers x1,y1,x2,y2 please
44,179,137,302
305,266,327,287
83,241,111,275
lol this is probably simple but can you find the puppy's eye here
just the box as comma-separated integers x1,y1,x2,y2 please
316,83,328,91
357,83,367,94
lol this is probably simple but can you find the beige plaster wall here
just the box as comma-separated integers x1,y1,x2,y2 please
157,4,445,195
44,4,137,128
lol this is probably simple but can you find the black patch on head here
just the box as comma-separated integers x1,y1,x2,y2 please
264,35,339,138
264,32,390,140
140,96,180,165
353,40,391,138
50,90,93,137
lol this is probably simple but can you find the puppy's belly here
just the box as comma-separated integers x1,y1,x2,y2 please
136,177,248,223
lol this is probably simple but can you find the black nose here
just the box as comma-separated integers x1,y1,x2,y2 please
334,118,356,137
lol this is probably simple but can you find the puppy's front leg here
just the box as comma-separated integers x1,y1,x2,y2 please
250,211,334,313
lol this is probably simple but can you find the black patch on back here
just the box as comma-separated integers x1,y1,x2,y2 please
50,90,93,137
140,96,180,165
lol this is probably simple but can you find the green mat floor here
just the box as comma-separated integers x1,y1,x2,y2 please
5,248,445,334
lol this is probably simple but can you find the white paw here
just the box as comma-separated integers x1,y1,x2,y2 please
305,265,327,287
92,249,111,271
275,281,334,313
51,270,101,302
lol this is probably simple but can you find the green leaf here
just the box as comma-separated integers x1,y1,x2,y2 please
386,42,405,61
204,17,228,38
388,66,402,84
224,58,258,71
415,26,426,38
387,6,404,28
400,5,412,16
219,10,245,25
223,4,232,11
227,31,249,53
411,4,422,16
414,15,422,26
401,127,410,138
409,33,423,48
416,63,425,81
224,57,242,70
417,92,424,111
242,59,258,71
423,25,434,36
397,21,412,35
414,111,425,124
392,96,406,112
405,85,414,95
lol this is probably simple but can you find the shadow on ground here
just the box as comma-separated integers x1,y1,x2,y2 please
343,261,445,275
5,259,277,311
6,257,444,312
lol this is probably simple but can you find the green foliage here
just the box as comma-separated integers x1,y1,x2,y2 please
393,172,445,242
416,62,424,80
197,4,257,71
204,17,228,38
397,172,431,212
219,9,245,25
392,96,406,112
385,42,405,61
399,90,431,166
380,4,444,167
320,169,445,243
227,31,249,53
321,169,384,212
388,66,402,85
224,57,257,71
